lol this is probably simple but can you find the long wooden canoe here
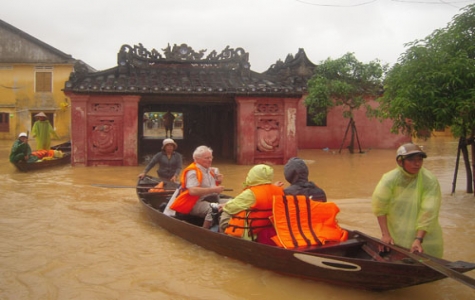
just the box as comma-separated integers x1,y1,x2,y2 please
137,176,475,291
13,141,71,172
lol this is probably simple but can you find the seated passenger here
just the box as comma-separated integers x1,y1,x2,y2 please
219,164,284,241
138,138,183,183
284,157,326,202
169,145,225,229
271,194,348,248
9,132,38,163
256,157,327,245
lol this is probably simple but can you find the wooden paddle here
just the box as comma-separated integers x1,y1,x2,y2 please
91,183,233,191
92,184,165,189
391,245,475,290
355,230,475,290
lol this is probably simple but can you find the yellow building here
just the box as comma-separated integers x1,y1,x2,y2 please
0,19,83,141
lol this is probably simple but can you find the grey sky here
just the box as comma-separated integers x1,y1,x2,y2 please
1,0,473,72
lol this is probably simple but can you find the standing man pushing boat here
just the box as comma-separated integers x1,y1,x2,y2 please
372,143,443,257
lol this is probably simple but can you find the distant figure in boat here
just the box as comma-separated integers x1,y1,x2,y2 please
168,145,226,229
218,164,284,240
372,143,443,258
9,132,37,163
283,157,327,202
162,111,175,138
31,112,59,150
138,138,183,183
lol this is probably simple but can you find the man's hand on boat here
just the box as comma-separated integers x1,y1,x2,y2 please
411,239,424,254
378,234,395,253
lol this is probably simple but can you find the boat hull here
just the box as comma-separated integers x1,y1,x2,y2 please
13,142,71,172
137,178,475,291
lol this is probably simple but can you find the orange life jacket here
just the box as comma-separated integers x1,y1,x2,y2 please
224,184,284,240
32,150,55,159
271,195,348,248
169,163,217,214
149,181,164,193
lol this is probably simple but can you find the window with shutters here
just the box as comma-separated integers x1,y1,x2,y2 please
0,112,10,132
35,67,53,92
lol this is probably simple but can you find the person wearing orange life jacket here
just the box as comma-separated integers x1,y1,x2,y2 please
218,164,284,241
257,157,327,246
271,195,348,248
169,145,225,229
284,157,326,202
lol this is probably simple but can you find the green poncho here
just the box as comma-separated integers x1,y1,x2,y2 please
31,120,58,150
372,165,443,257
10,139,31,162
9,139,37,163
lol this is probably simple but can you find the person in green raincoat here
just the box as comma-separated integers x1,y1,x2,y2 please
9,132,38,163
31,112,58,150
372,143,443,258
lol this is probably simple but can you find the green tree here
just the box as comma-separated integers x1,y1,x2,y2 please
376,4,475,194
305,52,386,153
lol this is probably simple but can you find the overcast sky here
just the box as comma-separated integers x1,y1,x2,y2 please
1,0,474,72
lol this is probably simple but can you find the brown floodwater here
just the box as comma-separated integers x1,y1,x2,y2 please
1,136,474,299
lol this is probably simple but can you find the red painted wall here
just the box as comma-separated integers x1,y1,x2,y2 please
67,93,139,167
236,97,299,165
67,92,408,167
297,97,410,150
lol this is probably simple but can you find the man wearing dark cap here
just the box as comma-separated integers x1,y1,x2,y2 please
372,143,443,258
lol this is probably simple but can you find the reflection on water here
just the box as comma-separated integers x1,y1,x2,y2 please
0,137,474,299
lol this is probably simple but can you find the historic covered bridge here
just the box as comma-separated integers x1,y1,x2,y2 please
64,43,407,166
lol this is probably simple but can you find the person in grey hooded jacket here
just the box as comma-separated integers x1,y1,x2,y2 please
284,157,327,202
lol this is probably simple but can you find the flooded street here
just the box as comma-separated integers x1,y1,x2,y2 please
1,136,474,299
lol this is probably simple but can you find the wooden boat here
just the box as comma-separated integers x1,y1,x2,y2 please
137,176,475,291
13,141,71,172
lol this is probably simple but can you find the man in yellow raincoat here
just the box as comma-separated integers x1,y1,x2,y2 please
372,143,443,258
31,112,59,150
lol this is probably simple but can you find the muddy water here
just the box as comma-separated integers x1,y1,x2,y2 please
0,137,474,299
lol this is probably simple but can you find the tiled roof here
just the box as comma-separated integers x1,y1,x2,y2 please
0,19,77,65
64,43,317,97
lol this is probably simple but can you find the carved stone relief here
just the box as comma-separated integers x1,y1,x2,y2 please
256,118,280,152
91,103,122,113
91,120,118,155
